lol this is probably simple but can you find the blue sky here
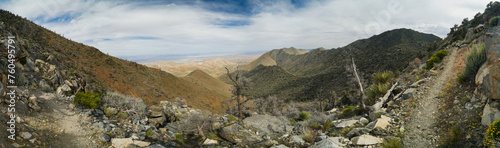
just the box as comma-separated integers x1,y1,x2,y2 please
0,0,490,62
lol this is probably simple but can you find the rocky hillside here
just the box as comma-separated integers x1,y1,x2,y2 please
241,29,440,100
0,10,229,113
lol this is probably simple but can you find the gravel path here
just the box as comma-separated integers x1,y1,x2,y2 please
403,48,457,148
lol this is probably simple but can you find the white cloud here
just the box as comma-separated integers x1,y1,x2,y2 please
0,0,490,61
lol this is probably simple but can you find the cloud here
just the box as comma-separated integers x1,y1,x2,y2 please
0,0,489,61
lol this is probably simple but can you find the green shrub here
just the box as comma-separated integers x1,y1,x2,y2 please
426,50,447,69
206,132,222,140
489,16,500,27
373,71,394,84
485,119,500,147
309,122,322,130
322,121,335,132
227,115,238,123
74,92,101,109
426,56,441,69
175,133,184,144
366,83,390,105
339,106,364,118
146,129,153,137
381,137,402,148
461,43,486,82
297,111,311,121
116,112,128,119
301,128,315,143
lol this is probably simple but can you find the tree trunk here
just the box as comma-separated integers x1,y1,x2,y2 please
352,58,367,111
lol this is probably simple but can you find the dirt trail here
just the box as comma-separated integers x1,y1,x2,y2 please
403,48,458,148
35,93,96,148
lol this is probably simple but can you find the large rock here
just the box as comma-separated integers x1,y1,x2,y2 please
335,120,358,128
351,134,383,146
482,103,500,126
242,115,291,139
402,88,417,100
148,117,166,128
345,128,371,138
111,138,150,148
476,63,489,86
289,135,305,146
485,26,500,99
28,95,41,111
148,105,164,117
220,123,263,144
309,137,347,148
366,118,390,130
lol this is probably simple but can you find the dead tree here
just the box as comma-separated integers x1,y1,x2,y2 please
351,58,367,111
225,67,251,119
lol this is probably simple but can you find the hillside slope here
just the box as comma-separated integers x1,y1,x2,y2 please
243,28,441,100
0,10,228,113
183,69,231,98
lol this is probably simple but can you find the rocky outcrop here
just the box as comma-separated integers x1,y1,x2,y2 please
309,137,347,148
484,26,500,99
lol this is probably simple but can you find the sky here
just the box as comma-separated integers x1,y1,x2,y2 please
0,0,490,62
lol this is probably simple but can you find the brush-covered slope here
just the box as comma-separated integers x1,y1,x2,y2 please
183,69,231,98
243,28,441,100
0,10,228,113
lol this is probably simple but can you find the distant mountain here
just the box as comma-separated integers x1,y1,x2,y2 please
183,69,231,99
0,10,228,113
242,28,441,100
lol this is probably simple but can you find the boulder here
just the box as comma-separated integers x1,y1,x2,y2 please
242,115,291,139
288,135,305,146
351,134,383,146
485,27,500,99
111,138,150,148
28,95,41,111
345,128,371,138
309,137,347,148
20,132,32,139
143,144,167,148
482,103,500,126
220,123,263,144
271,144,289,148
148,117,166,128
203,139,218,146
359,117,369,124
98,133,110,142
335,120,358,128
366,118,390,130
402,88,417,100
476,63,489,86
148,105,164,117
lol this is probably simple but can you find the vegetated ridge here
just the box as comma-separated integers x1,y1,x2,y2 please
241,29,441,101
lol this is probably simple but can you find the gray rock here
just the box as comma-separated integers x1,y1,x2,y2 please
482,103,500,126
309,137,347,148
484,27,500,99
142,144,167,148
148,117,166,128
94,109,104,116
371,127,388,136
220,123,263,144
93,122,111,132
148,105,164,117
98,133,111,142
410,79,426,88
111,138,151,148
315,135,328,142
242,115,290,139
345,128,371,138
335,120,358,128
203,139,218,146
351,134,382,146
20,132,32,139
476,63,489,86
271,144,289,148
28,95,41,111
253,138,279,147
402,88,417,100
359,117,369,124
289,135,305,146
